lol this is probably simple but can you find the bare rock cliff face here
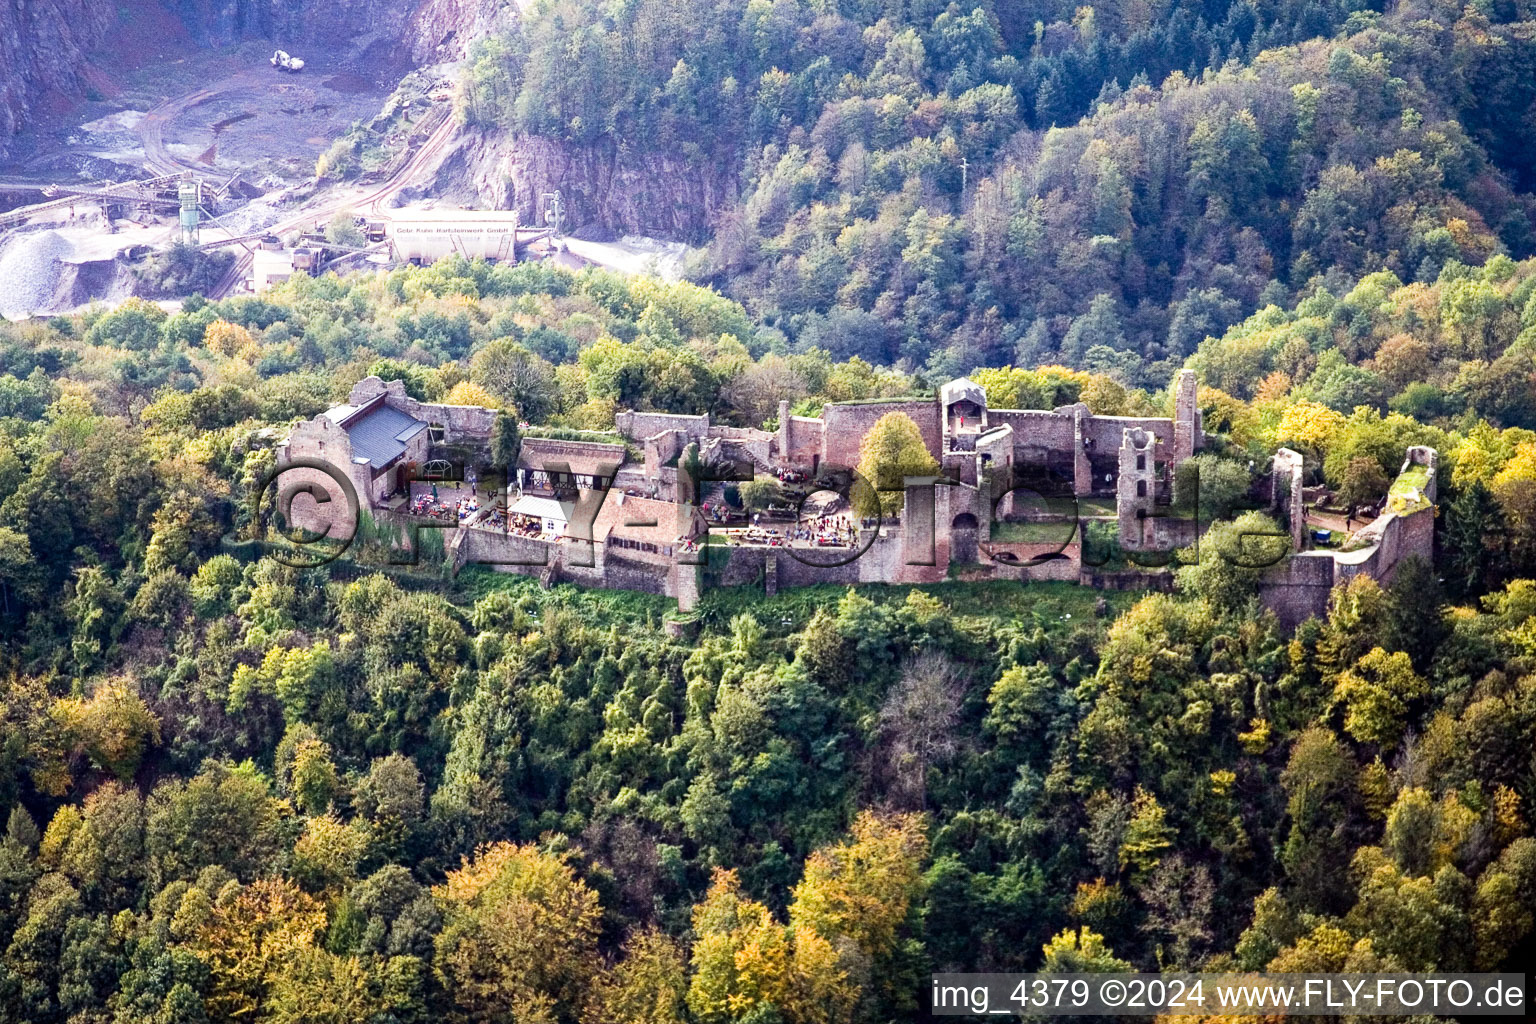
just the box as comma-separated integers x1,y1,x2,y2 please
168,0,422,46
0,0,116,158
164,0,513,56
433,130,737,243
406,0,519,63
0,0,508,158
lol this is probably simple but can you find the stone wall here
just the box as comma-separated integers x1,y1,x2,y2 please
774,547,864,589
1117,427,1158,548
280,415,367,536
674,561,700,610
615,410,709,442
940,450,977,487
453,525,683,600
1259,445,1438,627
988,409,1076,452
981,407,1181,464
455,523,558,569
902,483,939,567
1259,552,1336,629
1259,504,1435,629
713,430,774,471
602,553,673,596
1271,448,1306,554
1083,415,1180,453
1172,368,1202,461
1081,569,1176,591
702,523,954,596
644,429,687,480
1142,514,1198,552
393,429,433,502
779,408,826,467
711,426,775,443
984,543,1082,582
613,466,661,497
1404,445,1439,501
519,437,626,474
346,377,495,445
420,402,496,445
866,523,949,585
819,399,940,470
713,545,769,588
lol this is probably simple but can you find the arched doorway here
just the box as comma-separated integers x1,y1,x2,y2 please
950,512,980,563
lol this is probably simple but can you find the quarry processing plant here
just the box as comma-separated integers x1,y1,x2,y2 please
381,209,521,262
0,158,554,311
243,209,553,290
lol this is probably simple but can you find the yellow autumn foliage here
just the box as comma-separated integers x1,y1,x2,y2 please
1276,400,1346,451
789,810,928,959
687,869,857,1024
443,380,502,409
433,841,603,1022
192,878,328,1023
204,319,256,357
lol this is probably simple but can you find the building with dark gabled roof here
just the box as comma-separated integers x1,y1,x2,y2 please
329,401,428,471
279,376,498,519
283,391,433,508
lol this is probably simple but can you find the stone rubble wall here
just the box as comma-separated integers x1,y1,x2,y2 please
818,400,940,471
1259,448,1437,628
615,410,709,442
346,377,496,445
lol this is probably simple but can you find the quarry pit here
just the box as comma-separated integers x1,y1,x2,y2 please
0,26,440,320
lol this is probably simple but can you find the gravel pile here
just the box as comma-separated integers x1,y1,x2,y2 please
217,199,283,236
0,230,74,320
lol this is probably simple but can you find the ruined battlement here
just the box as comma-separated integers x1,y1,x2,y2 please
285,373,1434,626
1259,444,1438,628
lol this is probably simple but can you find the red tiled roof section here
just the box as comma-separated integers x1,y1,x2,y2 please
593,494,700,555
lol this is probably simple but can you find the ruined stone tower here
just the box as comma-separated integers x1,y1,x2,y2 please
1117,427,1159,550
1271,447,1306,553
1173,368,1201,462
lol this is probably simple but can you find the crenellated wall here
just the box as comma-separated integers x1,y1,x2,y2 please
988,409,1076,452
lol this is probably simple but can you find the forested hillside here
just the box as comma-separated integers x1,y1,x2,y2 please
3,0,1536,1017
463,0,1536,382
0,245,1535,1020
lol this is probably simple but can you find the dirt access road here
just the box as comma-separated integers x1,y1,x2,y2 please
138,80,245,177
135,54,403,180
207,103,461,298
